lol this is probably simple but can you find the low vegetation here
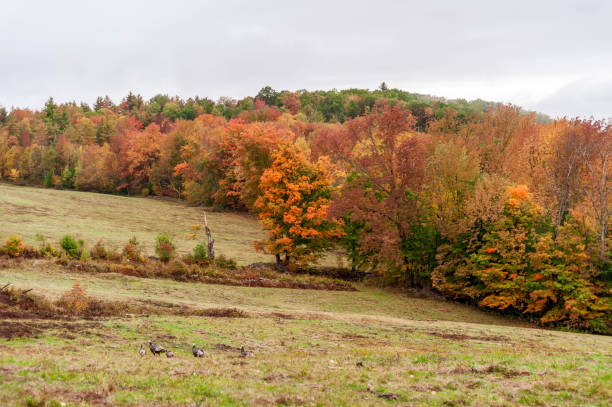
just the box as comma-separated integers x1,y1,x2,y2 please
0,280,246,321
0,233,354,292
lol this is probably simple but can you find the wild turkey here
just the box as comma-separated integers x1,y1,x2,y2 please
192,344,205,357
165,350,175,358
240,346,254,357
148,340,165,356
139,344,146,357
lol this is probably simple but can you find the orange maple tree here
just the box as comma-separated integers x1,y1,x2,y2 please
254,143,343,267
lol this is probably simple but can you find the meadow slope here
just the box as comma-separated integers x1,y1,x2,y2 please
0,260,611,406
0,183,271,265
0,185,611,406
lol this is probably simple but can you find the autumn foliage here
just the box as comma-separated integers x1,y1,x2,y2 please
433,185,609,330
0,89,611,332
254,144,343,267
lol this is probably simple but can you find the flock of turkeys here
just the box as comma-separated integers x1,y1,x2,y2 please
140,340,253,359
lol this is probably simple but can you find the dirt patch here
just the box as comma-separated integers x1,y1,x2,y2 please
0,321,42,339
24,386,112,407
342,333,369,339
267,312,295,320
263,373,287,382
427,331,506,342
215,343,240,352
138,299,183,309
137,299,248,318
194,307,247,318
0,320,102,340
275,396,305,406
449,364,530,378
366,386,402,401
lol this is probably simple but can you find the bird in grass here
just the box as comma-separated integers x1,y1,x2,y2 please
165,350,175,358
139,344,146,357
240,346,254,357
148,340,165,356
192,343,205,358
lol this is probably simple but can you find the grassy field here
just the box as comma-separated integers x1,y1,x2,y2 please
1,185,611,406
0,183,273,265
0,260,611,406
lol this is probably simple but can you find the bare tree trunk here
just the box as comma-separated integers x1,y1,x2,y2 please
204,211,215,260
600,164,606,258
579,124,612,260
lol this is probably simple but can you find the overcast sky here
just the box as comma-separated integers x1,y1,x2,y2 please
1,0,610,119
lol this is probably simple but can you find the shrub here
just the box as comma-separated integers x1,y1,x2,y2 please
433,186,611,332
193,243,208,262
167,260,190,280
122,236,143,262
155,233,176,262
4,235,26,257
34,233,57,256
56,282,91,314
60,235,81,258
80,248,91,263
214,254,237,269
91,240,107,259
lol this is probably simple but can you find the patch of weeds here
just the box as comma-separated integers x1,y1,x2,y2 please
413,353,441,364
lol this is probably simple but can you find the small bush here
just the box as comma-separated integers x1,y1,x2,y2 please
4,235,26,257
59,235,81,258
41,244,57,256
167,260,190,280
155,233,176,263
193,243,208,262
91,240,107,259
56,282,91,314
122,236,144,262
214,254,237,269
35,233,57,256
80,248,91,263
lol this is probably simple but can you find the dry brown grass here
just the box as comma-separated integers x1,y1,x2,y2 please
0,183,270,265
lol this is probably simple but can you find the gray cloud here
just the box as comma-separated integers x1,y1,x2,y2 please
0,0,610,118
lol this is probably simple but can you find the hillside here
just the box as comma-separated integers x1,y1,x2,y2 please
0,183,271,266
1,258,611,406
0,185,611,405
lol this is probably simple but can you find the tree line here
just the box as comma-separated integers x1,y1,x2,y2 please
0,88,610,332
